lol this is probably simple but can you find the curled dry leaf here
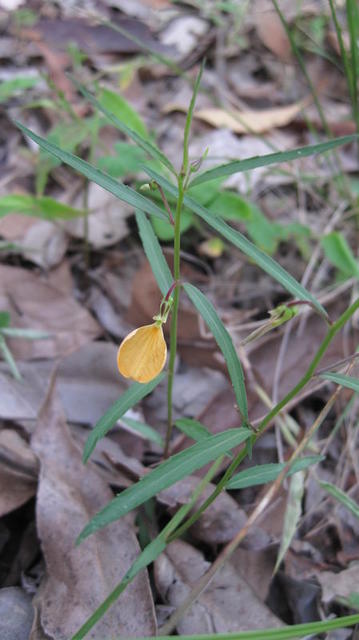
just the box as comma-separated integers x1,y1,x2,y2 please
164,102,305,134
0,265,100,360
154,539,283,634
30,383,156,639
64,183,131,248
0,429,38,517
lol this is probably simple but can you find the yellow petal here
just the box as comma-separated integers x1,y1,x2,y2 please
117,323,167,384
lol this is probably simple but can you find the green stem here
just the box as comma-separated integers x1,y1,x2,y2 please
164,175,184,458
169,297,359,539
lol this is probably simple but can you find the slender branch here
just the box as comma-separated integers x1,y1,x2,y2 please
159,383,343,636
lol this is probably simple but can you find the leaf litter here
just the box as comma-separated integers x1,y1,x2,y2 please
1,0,359,637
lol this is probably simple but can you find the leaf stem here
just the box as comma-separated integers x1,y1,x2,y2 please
168,296,359,537
164,175,184,458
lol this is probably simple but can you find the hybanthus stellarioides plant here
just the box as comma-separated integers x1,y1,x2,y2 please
15,62,359,639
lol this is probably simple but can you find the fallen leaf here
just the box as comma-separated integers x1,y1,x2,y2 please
0,429,38,517
30,382,156,639
231,545,278,601
255,10,291,61
317,563,359,604
21,220,68,269
193,102,305,134
0,265,100,360
154,540,283,634
0,343,125,425
19,16,173,56
64,183,131,248
158,476,270,548
160,16,209,57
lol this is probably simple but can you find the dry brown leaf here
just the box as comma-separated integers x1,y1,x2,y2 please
255,10,291,61
0,343,125,425
193,102,305,134
154,540,283,634
317,563,359,604
30,382,156,639
231,545,278,601
0,429,38,517
0,265,100,360
158,476,270,548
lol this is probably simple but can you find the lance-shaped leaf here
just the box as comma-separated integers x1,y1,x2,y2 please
190,135,358,187
183,283,248,422
135,212,172,296
144,167,328,319
83,374,165,463
15,122,168,221
70,79,176,175
319,371,359,392
78,427,251,542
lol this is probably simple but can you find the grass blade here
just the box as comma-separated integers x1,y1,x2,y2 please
320,481,359,519
274,471,305,573
190,136,357,187
183,283,248,421
135,211,172,296
83,373,165,463
70,78,176,174
319,371,359,392
14,122,168,221
140,614,359,640
144,167,328,319
78,427,251,542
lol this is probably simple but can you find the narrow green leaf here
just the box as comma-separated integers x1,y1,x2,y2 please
175,417,212,442
121,416,164,447
1,328,50,339
0,336,21,381
0,76,39,103
274,471,305,572
320,481,359,519
15,123,168,221
0,194,86,220
182,60,204,173
135,212,172,296
144,167,328,318
78,427,251,541
146,614,359,640
319,371,359,392
100,88,148,138
83,373,165,463
0,312,10,328
71,79,176,174
227,456,324,490
321,232,359,278
190,136,358,187
184,283,248,421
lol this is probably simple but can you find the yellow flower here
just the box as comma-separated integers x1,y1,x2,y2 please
117,323,167,384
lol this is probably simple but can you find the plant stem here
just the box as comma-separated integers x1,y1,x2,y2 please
164,62,204,458
168,296,359,538
164,175,184,458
